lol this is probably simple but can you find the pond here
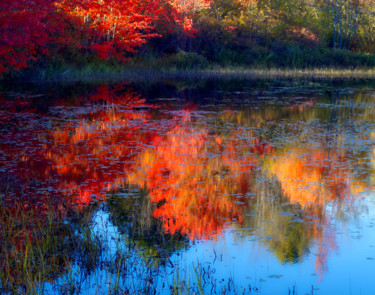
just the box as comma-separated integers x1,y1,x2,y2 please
0,80,375,294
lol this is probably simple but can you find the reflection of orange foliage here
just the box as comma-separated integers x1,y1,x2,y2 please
129,123,271,240
270,151,352,207
270,148,364,281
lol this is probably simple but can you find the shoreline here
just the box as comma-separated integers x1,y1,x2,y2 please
4,66,375,84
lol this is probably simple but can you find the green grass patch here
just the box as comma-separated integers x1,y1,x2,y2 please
10,65,375,83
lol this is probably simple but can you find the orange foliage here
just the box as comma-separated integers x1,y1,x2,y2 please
287,26,321,44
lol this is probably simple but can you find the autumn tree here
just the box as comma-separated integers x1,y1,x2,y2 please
0,0,58,75
57,0,164,60
1,0,198,75
150,0,213,52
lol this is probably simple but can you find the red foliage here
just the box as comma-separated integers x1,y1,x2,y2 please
155,0,212,37
58,0,163,60
0,0,57,75
0,0,213,74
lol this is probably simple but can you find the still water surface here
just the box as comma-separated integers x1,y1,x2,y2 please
1,81,375,294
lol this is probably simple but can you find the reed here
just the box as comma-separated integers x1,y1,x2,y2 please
21,66,375,83
0,176,291,294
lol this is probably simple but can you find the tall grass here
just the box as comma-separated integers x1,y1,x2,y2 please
0,176,261,294
14,66,375,83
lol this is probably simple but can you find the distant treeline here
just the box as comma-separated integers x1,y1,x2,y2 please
2,0,375,77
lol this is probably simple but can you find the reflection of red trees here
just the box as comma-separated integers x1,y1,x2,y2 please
0,86,157,210
82,85,148,107
0,95,38,128
129,123,271,240
0,86,161,285
48,110,155,205
1,89,273,243
0,88,275,251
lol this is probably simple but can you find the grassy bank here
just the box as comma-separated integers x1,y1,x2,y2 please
4,47,375,83
9,64,375,83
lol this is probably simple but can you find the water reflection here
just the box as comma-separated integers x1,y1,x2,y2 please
127,121,272,240
1,83,375,293
0,86,154,206
107,186,189,266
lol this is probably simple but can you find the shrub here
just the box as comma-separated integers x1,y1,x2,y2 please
163,51,209,69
